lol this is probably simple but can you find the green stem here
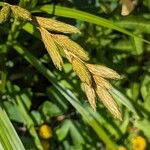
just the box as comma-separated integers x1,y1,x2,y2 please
0,2,4,6
0,18,20,95
7,19,19,43
0,71,7,93
15,95,43,150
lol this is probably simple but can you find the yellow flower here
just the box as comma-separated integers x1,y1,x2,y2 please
39,124,53,139
132,136,147,150
118,146,127,150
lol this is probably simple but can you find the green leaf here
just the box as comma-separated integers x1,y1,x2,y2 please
22,22,40,38
119,111,130,134
31,111,43,125
0,107,25,150
69,121,85,146
30,5,150,44
134,119,150,139
20,93,32,110
71,121,85,143
56,120,70,141
86,105,122,139
110,40,132,51
47,87,69,111
30,5,131,36
3,101,24,123
141,75,150,100
117,18,150,34
131,34,144,55
110,87,140,118
57,120,85,146
15,95,43,150
141,75,150,111
41,101,62,117
131,82,140,101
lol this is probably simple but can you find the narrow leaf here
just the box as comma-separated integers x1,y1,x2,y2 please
0,107,25,150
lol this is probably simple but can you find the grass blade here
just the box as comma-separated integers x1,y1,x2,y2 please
110,87,140,118
0,107,25,150
31,5,150,44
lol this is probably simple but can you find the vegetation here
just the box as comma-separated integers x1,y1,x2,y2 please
0,0,150,150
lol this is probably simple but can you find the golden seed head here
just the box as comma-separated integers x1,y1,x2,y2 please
96,86,122,120
93,75,112,89
52,34,89,61
39,124,52,139
86,64,121,80
39,27,63,70
34,16,81,34
83,83,96,111
11,5,32,21
72,58,92,85
0,4,11,24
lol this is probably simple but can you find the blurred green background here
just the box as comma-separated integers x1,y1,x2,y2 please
0,0,150,150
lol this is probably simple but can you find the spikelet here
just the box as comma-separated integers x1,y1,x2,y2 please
52,34,89,61
86,64,121,80
121,0,136,16
34,16,80,34
11,5,32,21
93,75,112,89
0,4,11,24
63,48,83,63
72,58,92,85
96,86,122,120
63,49,73,62
83,83,96,111
39,27,63,70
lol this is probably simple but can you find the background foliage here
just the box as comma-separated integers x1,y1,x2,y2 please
0,0,150,150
